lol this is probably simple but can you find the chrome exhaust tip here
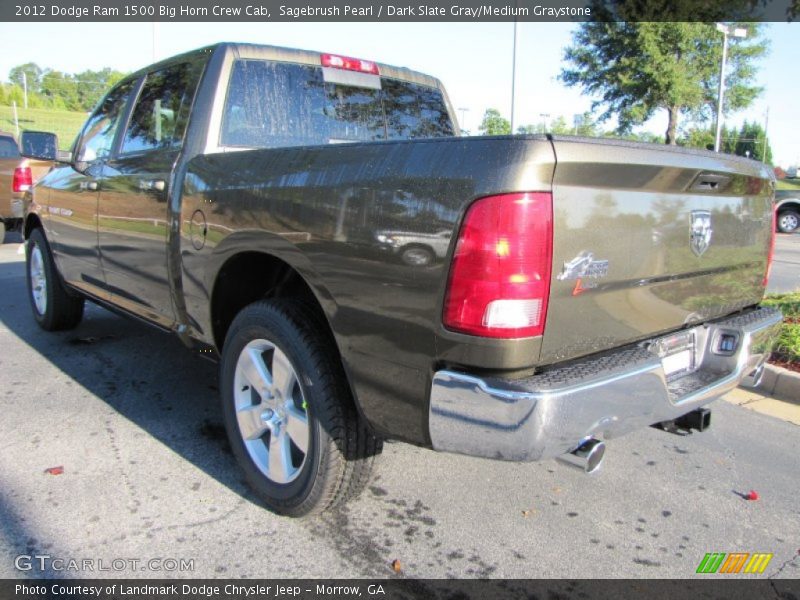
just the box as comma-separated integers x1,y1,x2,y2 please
570,438,605,473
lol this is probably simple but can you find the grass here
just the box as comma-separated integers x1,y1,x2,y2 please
761,292,800,365
0,105,86,150
776,178,800,191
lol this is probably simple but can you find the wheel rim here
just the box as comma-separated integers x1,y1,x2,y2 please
779,213,798,231
403,248,432,266
233,339,309,484
29,244,47,316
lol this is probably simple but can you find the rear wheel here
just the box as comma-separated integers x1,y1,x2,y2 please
26,228,84,331
777,210,799,234
220,300,382,517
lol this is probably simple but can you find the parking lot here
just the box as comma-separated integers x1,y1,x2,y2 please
0,232,798,580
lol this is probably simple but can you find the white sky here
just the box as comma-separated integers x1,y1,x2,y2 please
0,21,797,166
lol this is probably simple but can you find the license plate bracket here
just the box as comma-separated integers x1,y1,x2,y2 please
649,330,697,381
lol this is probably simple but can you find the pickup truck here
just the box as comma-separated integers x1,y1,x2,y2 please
20,42,782,517
0,131,50,241
775,189,799,233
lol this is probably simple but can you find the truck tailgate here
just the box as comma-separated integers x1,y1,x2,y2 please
541,136,774,365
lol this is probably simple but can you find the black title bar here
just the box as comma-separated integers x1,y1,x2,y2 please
3,0,797,22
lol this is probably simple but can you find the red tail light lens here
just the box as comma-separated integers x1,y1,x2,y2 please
12,165,33,193
763,207,776,287
321,53,379,75
443,192,553,338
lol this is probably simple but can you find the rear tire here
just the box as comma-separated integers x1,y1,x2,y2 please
777,210,799,234
26,228,84,331
220,300,382,517
0,220,6,244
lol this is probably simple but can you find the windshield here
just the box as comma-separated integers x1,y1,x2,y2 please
220,59,455,148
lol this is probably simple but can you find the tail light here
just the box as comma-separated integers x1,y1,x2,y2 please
443,192,553,338
762,207,776,287
321,53,379,75
13,165,33,193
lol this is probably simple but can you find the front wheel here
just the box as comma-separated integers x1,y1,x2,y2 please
220,300,382,517
26,228,84,331
777,210,799,234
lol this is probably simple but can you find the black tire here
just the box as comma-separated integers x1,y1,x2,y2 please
25,228,84,331
220,300,382,517
777,210,799,234
400,245,435,267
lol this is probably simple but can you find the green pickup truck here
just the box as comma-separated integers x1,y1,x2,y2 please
19,43,781,517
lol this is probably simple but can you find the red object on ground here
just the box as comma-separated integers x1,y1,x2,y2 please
44,466,64,475
746,490,759,501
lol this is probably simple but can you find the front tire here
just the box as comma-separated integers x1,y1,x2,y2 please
26,228,84,331
777,210,799,234
220,300,382,517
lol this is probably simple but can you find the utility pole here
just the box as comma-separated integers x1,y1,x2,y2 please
22,72,28,109
762,107,769,164
510,20,518,134
714,24,747,153
457,107,469,135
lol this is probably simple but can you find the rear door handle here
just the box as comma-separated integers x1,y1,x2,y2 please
80,181,98,191
138,179,166,192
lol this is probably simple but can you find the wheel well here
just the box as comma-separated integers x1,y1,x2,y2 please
210,252,328,351
24,214,42,238
777,201,800,214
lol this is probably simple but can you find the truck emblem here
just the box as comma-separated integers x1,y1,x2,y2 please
690,210,713,257
556,251,609,281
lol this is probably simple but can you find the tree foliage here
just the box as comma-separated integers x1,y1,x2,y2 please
559,22,768,144
3,63,128,111
478,108,511,135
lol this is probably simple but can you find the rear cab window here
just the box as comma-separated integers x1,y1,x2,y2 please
220,59,455,149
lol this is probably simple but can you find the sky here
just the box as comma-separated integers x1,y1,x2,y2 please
0,21,797,166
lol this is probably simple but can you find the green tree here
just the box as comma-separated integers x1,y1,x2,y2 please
733,120,772,163
9,63,43,92
478,108,511,135
560,22,768,144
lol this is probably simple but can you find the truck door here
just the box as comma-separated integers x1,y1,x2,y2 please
45,80,136,295
98,60,203,327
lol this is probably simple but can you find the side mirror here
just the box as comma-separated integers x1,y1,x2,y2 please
20,131,69,162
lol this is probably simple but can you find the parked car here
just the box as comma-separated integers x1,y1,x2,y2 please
375,229,452,265
19,43,781,517
775,189,800,233
0,131,51,242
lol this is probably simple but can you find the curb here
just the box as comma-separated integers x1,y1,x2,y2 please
760,363,800,404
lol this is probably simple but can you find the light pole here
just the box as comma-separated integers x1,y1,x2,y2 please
539,113,550,133
714,23,747,153
458,107,469,135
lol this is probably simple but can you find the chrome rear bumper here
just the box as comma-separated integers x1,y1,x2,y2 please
429,307,782,462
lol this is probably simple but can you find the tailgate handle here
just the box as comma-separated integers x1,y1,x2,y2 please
691,173,730,192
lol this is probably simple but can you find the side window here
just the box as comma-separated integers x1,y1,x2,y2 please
120,61,201,154
77,81,135,162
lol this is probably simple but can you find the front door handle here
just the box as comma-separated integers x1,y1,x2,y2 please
80,181,98,191
138,179,166,192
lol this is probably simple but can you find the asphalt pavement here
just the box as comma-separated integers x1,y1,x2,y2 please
768,233,800,294
0,233,798,580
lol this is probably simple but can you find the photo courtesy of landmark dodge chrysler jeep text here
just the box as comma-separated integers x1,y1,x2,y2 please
19,43,781,516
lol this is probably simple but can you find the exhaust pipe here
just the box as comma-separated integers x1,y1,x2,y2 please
655,408,711,435
569,438,605,473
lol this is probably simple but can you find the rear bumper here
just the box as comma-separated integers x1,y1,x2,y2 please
429,307,783,461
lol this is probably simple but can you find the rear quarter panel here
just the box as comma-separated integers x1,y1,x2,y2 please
179,136,555,444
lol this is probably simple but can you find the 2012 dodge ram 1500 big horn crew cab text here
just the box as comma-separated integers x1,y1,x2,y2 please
19,43,781,517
